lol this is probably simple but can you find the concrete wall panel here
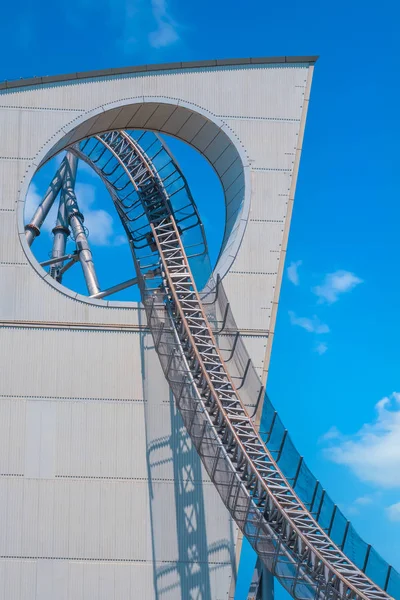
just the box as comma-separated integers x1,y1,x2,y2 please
0,159,30,210
249,170,292,222
0,558,233,600
0,264,143,325
231,220,285,273
55,400,147,479
225,118,300,171
0,211,26,263
0,327,144,400
222,272,275,332
0,65,308,121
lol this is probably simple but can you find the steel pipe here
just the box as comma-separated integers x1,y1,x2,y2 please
40,252,77,268
50,191,70,282
63,152,101,296
89,268,159,299
25,158,67,246
90,277,139,299
59,255,79,276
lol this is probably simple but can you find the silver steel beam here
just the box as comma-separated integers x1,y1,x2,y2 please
40,252,77,268
25,158,67,246
89,268,158,299
90,277,138,299
50,191,70,282
59,255,79,276
63,152,101,296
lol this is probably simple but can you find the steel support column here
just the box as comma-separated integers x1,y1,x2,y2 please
50,191,70,282
25,158,67,246
63,152,101,296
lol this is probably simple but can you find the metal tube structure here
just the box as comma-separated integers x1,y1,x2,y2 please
62,152,101,296
58,254,79,276
25,158,67,246
90,277,139,299
50,191,70,282
89,268,158,299
40,252,77,268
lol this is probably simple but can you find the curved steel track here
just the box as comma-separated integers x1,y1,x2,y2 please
26,130,396,600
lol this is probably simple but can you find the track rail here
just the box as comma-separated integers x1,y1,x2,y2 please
62,130,394,600
145,215,390,600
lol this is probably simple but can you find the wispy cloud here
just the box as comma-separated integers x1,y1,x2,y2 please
75,183,127,247
386,502,400,522
313,270,363,304
354,495,374,506
289,311,330,334
315,342,328,355
323,392,400,488
287,260,302,286
343,493,379,516
115,0,181,54
149,0,179,48
320,426,341,442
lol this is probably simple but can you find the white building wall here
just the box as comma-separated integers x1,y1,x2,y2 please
0,59,314,599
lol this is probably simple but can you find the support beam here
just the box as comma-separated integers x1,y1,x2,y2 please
59,255,79,276
50,191,70,283
90,277,139,299
90,269,159,299
25,158,67,246
40,252,78,268
63,152,101,296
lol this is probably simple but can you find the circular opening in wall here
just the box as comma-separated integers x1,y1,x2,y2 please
24,130,225,303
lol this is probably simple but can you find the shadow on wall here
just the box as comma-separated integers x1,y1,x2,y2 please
140,325,235,599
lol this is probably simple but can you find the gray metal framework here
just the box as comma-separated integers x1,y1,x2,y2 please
24,130,396,600
25,129,209,299
25,151,101,295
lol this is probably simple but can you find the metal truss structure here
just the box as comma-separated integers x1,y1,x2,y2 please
25,130,397,600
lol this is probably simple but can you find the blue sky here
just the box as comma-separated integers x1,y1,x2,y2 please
3,0,400,597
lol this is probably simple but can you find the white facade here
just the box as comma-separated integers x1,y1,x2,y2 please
0,58,315,599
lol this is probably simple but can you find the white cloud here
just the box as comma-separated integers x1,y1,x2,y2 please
114,0,181,54
315,342,328,355
313,270,363,304
340,493,380,517
324,392,400,488
288,311,330,334
345,496,374,516
320,426,341,442
75,183,127,247
149,0,179,48
354,495,374,506
287,260,302,286
386,502,400,522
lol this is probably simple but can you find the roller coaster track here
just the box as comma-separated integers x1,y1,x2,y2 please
27,131,397,600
